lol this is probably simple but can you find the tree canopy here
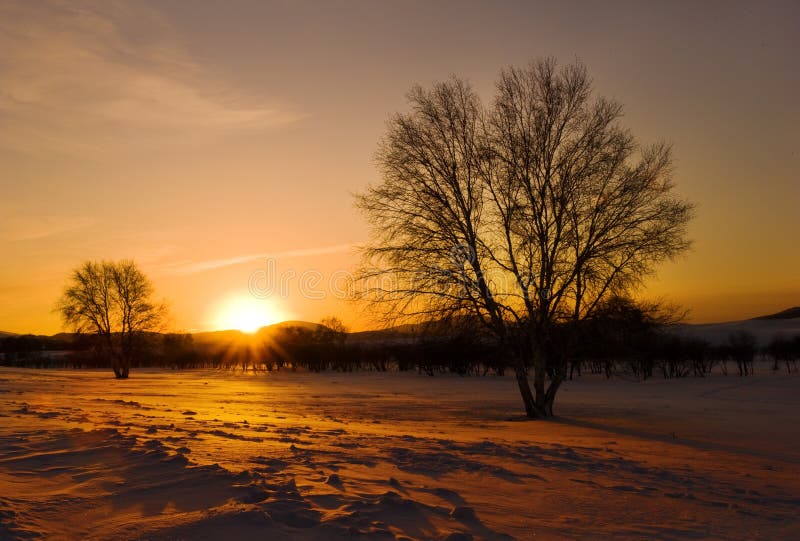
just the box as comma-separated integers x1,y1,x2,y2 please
57,260,165,378
356,58,693,417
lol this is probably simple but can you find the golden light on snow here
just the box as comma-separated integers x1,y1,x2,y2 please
212,295,285,333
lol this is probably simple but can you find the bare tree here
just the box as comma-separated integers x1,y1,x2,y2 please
319,316,348,337
356,58,693,417
57,260,165,378
725,330,756,376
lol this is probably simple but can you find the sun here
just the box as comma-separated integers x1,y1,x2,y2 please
213,295,285,333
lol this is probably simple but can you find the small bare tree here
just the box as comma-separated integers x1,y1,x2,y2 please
57,260,165,378
356,58,693,417
320,316,348,336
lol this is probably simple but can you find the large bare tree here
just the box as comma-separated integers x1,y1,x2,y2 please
356,58,693,417
57,260,165,378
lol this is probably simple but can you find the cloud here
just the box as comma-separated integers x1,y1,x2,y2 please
161,244,354,275
0,215,96,242
0,1,303,156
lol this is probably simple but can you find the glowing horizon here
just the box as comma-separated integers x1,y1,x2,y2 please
209,295,286,334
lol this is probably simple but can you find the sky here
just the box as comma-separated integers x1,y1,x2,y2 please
0,0,798,334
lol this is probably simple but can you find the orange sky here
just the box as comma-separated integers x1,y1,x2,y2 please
1,1,798,335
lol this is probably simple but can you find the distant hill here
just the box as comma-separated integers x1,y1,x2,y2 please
8,309,799,351
0,322,332,349
190,321,328,346
349,323,430,343
260,320,325,333
50,332,80,341
191,329,249,345
348,319,489,344
674,318,800,346
753,306,800,320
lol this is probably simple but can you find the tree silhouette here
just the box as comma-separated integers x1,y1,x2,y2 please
57,260,165,378
356,58,693,417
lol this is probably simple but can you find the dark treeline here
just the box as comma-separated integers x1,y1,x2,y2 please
3,315,800,379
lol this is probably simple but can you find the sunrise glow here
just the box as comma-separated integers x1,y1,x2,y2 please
212,295,285,333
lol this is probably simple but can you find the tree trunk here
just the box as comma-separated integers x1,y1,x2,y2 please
514,365,540,418
112,361,129,379
102,334,125,379
533,360,546,413
112,349,129,379
529,341,563,417
121,349,131,379
543,376,563,417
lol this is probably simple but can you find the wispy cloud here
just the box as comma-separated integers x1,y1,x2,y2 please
0,1,303,156
161,244,354,275
0,215,96,242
